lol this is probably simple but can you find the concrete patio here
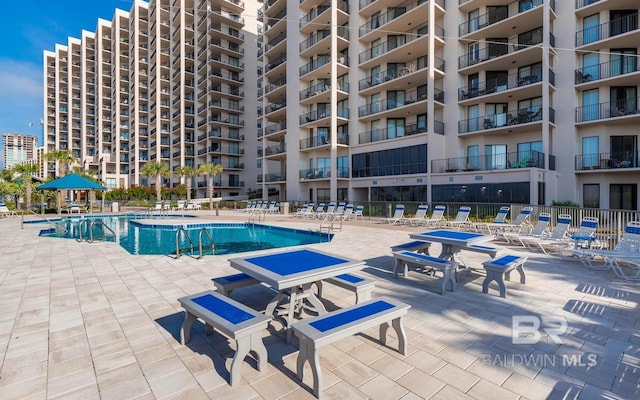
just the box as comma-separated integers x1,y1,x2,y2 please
0,210,638,399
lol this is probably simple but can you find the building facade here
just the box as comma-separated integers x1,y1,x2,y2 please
43,0,640,209
2,133,39,170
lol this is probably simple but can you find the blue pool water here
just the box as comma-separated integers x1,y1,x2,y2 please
38,214,331,255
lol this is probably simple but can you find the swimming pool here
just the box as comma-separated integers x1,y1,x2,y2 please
38,214,332,256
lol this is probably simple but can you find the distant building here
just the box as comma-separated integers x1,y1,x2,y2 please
2,133,39,170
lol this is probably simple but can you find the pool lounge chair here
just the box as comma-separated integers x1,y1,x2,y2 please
423,205,446,228
387,204,406,225
443,206,472,230
405,204,429,226
502,212,551,246
341,204,355,220
494,207,533,240
353,205,364,220
472,206,510,234
566,221,640,280
518,214,571,248
528,216,598,254
313,203,326,219
0,204,16,218
174,200,186,211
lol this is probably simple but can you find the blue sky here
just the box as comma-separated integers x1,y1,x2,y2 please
0,0,140,147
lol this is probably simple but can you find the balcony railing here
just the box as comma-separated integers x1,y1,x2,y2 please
299,167,331,180
265,144,286,156
576,12,639,47
575,58,640,84
575,0,600,8
300,55,330,76
459,107,552,134
359,56,446,90
431,150,547,173
300,109,349,124
359,123,428,144
299,134,349,150
575,151,639,170
459,32,545,68
299,30,331,52
359,24,441,63
300,4,330,29
459,0,544,36
359,6,407,37
359,88,443,117
576,98,640,123
459,71,544,100
264,120,287,135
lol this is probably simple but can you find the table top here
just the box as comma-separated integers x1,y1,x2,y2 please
228,248,365,290
409,229,492,247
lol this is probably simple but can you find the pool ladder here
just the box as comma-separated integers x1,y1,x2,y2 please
78,219,116,243
248,209,265,224
174,227,214,259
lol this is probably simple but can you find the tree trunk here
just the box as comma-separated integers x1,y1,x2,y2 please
208,175,213,210
156,174,162,201
186,180,192,201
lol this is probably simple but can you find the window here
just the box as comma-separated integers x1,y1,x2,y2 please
486,70,508,92
610,49,637,76
467,104,479,132
485,144,507,169
467,9,479,33
610,10,638,37
371,39,381,58
610,184,637,210
371,119,381,142
487,38,508,58
351,144,427,178
387,35,406,50
387,118,405,139
517,141,542,165
387,90,405,109
467,145,479,170
370,93,381,114
316,188,330,202
468,41,479,65
317,127,329,146
610,86,637,115
581,89,599,121
582,136,599,168
517,62,542,84
582,14,600,45
371,65,381,85
485,103,508,127
518,27,543,48
337,156,348,178
317,157,330,178
611,136,637,166
582,52,599,80
583,184,600,208
416,114,427,133
487,6,508,23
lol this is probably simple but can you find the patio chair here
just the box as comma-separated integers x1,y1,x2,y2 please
186,201,195,210
494,207,533,240
332,202,346,216
503,212,551,246
0,204,16,218
472,206,510,234
313,203,326,219
154,201,163,213
563,221,640,280
341,204,355,220
193,202,202,210
404,204,429,226
162,201,171,212
528,216,597,254
301,203,316,218
353,205,364,220
293,204,309,218
442,206,472,230
387,204,405,225
423,205,446,228
175,200,186,211
322,202,336,217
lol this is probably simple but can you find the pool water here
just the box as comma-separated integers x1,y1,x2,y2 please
39,215,331,256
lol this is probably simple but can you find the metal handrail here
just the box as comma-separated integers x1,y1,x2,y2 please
88,220,116,243
21,209,68,234
197,228,214,259
78,219,90,242
175,227,195,259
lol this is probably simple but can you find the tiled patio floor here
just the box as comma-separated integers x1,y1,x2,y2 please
0,210,638,399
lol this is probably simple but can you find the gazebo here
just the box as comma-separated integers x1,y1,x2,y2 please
36,173,107,214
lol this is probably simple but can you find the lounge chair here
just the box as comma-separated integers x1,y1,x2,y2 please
503,213,553,246
332,202,346,216
405,204,429,226
0,204,16,218
423,205,446,228
154,201,163,213
67,204,83,214
518,214,572,248
472,206,510,234
293,204,309,218
387,204,405,225
301,203,316,218
528,216,598,254
175,200,186,211
186,201,194,210
494,207,533,240
566,221,640,280
341,204,355,220
322,202,336,218
353,205,364,220
193,202,202,210
443,206,472,230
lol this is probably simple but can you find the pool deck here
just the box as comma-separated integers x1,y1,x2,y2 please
1,209,639,399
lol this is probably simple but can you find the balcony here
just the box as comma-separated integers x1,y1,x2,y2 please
359,6,407,37
459,71,544,100
299,30,331,53
359,88,442,117
459,0,545,36
431,150,548,174
575,151,639,171
575,58,640,84
300,134,349,150
576,12,639,47
299,167,331,180
459,107,553,134
358,123,428,145
575,98,640,123
265,173,285,183
359,24,440,64
264,144,286,156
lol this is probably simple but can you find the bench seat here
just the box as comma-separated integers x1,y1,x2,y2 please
317,273,376,304
293,297,410,398
212,273,260,296
178,290,271,385
482,255,527,298
390,240,431,254
392,250,458,294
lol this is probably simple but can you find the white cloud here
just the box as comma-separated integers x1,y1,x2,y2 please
0,59,43,106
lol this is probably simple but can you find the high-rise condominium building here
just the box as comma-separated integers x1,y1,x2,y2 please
44,0,640,209
2,133,38,170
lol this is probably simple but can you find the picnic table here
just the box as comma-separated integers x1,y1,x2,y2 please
409,229,494,260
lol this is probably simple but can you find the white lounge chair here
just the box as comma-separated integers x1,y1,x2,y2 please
443,206,471,230
353,205,364,220
495,207,533,240
423,205,446,228
175,200,186,211
405,204,429,226
341,204,355,220
529,216,598,254
387,204,405,225
502,212,551,246
313,203,326,219
0,204,16,218
472,206,510,234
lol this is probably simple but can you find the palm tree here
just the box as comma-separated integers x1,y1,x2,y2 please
174,165,198,202
12,162,40,210
44,150,77,177
198,163,223,212
140,161,170,201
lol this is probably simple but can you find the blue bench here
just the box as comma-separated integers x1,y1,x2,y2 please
316,273,376,304
293,297,410,398
178,290,271,385
390,240,431,254
212,273,260,296
392,251,457,294
482,255,527,298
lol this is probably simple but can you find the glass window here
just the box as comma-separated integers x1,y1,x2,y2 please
387,118,405,139
582,136,599,168
610,49,637,76
468,9,479,33
582,14,600,44
581,89,599,121
610,184,637,210
467,104,479,132
582,52,599,80
467,145,479,170
485,144,507,169
583,185,600,208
